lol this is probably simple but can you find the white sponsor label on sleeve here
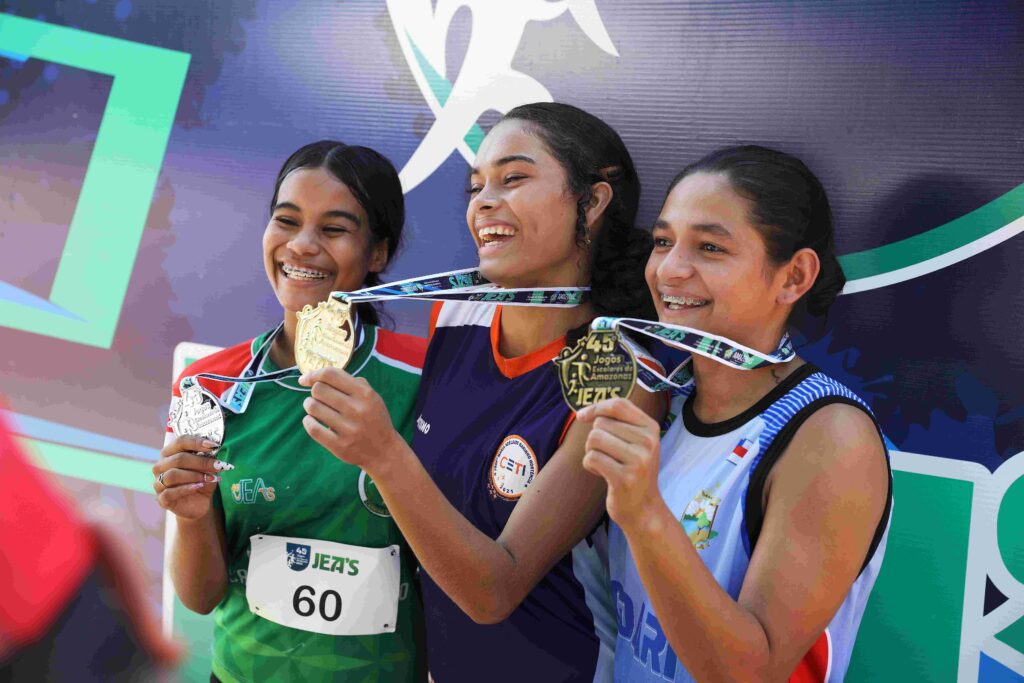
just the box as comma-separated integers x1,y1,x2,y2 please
245,534,401,636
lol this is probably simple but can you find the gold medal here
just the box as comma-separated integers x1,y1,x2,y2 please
554,328,637,412
294,298,357,374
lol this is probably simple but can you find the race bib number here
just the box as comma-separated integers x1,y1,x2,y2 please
245,534,401,636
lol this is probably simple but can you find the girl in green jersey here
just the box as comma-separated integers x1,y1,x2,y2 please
153,141,427,683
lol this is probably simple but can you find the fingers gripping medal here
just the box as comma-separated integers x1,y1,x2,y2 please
555,328,638,412
169,378,225,448
295,298,357,374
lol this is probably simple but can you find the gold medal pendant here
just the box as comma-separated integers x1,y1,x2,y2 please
554,328,638,412
295,298,356,374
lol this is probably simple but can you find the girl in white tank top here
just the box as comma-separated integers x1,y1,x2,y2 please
578,145,892,682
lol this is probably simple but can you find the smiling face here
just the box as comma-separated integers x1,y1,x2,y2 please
263,167,386,316
646,171,793,352
466,120,585,288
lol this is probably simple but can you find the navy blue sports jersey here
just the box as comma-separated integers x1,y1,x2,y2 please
412,301,616,683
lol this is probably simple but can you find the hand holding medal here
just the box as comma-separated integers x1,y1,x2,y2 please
162,266,589,480
569,319,795,531
153,431,235,521
296,267,592,471
294,266,583,374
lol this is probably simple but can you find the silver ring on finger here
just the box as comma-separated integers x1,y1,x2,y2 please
157,471,168,490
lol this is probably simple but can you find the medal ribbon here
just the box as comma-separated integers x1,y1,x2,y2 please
183,322,346,414
183,267,589,412
333,267,590,307
592,317,794,393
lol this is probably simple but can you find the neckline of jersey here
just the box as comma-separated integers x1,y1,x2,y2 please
489,306,567,380
682,362,817,437
253,323,378,388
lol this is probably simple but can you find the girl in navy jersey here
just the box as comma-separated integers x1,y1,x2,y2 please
578,146,892,682
301,103,663,682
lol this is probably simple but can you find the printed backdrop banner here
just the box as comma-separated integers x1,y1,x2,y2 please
1,1,1022,681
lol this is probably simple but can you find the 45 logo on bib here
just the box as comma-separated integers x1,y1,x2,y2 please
286,543,311,571
489,435,538,500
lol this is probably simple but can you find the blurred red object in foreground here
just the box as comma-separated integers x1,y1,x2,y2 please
0,405,179,681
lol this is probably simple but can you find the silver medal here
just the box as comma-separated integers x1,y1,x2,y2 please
169,380,225,448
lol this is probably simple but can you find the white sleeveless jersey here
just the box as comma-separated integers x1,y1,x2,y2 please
609,364,892,683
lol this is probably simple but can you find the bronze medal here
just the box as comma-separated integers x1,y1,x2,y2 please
169,381,225,447
554,328,637,412
294,298,356,374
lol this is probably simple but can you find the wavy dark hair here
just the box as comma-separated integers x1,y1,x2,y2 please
270,140,405,327
499,103,656,340
669,145,845,318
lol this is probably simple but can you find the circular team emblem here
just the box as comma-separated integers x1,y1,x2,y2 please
358,469,390,518
489,435,538,500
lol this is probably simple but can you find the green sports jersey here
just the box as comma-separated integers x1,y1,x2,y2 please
171,325,427,683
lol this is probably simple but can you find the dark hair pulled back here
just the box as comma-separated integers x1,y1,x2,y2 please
669,145,845,317
500,103,656,335
270,140,405,327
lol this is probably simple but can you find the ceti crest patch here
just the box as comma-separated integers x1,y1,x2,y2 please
488,435,538,500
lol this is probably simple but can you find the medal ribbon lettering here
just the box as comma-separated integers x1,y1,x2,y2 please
335,267,589,307
591,316,794,393
174,268,591,440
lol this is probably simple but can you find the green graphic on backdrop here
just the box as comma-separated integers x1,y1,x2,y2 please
847,471,973,682
996,474,1024,652
0,15,189,349
839,183,1024,294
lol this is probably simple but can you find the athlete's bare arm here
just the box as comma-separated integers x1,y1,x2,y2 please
155,434,231,615
301,366,664,623
584,400,888,682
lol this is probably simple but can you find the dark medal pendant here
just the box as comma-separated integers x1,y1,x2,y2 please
554,328,637,412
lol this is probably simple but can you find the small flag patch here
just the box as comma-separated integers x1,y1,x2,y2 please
727,438,755,465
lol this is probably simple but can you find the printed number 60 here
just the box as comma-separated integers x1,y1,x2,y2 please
293,585,342,622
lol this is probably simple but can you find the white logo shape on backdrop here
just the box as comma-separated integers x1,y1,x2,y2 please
386,0,619,193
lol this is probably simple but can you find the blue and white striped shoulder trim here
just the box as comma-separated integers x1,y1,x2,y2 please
760,371,871,443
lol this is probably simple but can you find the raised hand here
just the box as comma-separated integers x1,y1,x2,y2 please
299,368,404,475
153,435,234,521
577,398,663,532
